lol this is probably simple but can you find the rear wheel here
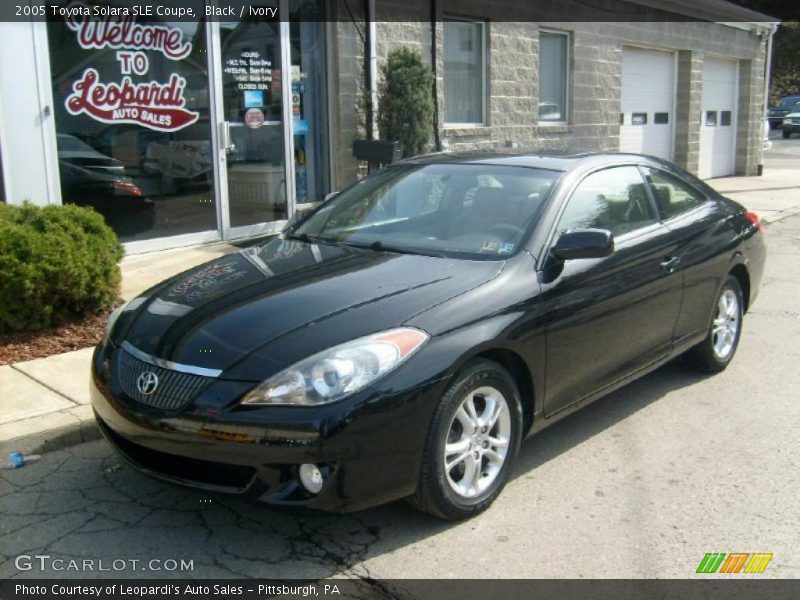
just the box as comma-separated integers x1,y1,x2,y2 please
408,359,522,520
685,275,744,372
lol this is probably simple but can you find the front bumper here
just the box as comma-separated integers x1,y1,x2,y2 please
782,123,800,133
90,344,444,512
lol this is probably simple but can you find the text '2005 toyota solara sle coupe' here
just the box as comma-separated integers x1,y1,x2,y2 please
92,152,765,520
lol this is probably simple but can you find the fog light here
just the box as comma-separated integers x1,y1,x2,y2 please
298,463,324,494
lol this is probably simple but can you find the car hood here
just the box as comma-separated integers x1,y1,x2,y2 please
112,237,502,380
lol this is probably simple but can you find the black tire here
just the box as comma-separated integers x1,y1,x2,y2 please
408,359,523,520
685,275,744,373
783,129,791,139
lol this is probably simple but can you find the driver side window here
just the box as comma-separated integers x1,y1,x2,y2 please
558,166,658,237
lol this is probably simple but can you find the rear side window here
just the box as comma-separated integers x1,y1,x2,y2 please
642,168,707,220
558,166,658,237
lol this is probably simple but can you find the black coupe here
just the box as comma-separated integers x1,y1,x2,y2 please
92,152,765,520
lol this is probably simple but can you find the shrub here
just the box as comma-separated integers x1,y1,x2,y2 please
0,202,124,332
377,47,434,158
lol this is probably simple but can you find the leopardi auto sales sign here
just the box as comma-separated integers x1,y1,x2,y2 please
64,8,199,132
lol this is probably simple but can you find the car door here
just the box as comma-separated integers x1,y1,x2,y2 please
539,165,683,417
641,166,731,348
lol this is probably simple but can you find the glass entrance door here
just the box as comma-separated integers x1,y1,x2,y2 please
216,9,290,234
208,1,329,242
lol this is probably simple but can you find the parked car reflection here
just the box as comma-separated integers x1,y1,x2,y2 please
57,133,155,237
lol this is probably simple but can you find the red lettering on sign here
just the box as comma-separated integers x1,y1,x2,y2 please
65,69,199,132
66,13,191,60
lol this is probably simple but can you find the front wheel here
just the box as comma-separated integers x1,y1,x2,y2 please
408,359,523,520
685,275,744,372
783,129,791,139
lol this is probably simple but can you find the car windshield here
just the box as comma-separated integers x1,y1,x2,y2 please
291,163,560,259
779,97,800,109
56,134,96,153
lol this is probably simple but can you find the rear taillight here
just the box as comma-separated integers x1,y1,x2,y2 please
112,180,144,197
746,211,761,231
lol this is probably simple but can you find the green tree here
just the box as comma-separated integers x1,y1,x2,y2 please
377,47,434,158
727,1,800,102
770,22,800,102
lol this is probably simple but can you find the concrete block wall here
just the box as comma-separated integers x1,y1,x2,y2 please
329,1,769,191
674,50,704,173
736,56,767,175
331,3,366,190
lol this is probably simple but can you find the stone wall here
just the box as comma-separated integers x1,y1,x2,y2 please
329,2,768,190
674,50,704,174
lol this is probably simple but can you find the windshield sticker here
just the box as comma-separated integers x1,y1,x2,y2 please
480,241,515,254
480,240,500,253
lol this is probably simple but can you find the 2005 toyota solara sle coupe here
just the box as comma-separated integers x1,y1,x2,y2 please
92,152,765,520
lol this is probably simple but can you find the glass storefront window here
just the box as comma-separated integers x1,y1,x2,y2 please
47,1,216,243
46,1,329,247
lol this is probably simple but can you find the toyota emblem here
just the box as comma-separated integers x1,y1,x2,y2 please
136,371,159,396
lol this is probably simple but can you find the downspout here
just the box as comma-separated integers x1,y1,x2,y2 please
760,23,777,176
365,0,378,140
763,24,777,112
431,0,442,151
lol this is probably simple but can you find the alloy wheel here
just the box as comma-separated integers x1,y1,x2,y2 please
443,386,512,499
712,288,740,360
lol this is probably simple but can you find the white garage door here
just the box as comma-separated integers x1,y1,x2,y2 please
620,47,675,160
699,57,738,179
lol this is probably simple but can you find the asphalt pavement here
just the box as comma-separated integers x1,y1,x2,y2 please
1,141,799,580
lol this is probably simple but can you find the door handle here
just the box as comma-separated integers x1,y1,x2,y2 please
660,256,681,272
219,121,235,153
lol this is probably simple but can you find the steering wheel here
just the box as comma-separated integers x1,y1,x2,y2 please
488,223,525,238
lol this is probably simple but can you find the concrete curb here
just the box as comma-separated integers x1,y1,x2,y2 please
0,408,102,457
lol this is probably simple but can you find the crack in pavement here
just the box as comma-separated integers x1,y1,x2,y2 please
0,441,391,579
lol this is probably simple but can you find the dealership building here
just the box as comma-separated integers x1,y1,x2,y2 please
0,0,776,253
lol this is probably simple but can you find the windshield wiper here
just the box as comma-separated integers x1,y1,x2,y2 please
345,240,448,258
284,232,337,245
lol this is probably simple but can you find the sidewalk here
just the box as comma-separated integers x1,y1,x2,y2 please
0,241,235,455
710,137,800,225
2,149,799,457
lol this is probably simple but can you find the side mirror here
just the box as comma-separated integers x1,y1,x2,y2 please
551,228,614,261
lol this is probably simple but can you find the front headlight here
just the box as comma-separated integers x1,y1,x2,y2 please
240,327,429,406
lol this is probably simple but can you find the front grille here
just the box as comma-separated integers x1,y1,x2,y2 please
115,347,213,410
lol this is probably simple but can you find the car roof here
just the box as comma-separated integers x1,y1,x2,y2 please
400,151,660,172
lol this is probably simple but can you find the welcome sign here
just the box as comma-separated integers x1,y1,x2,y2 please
63,6,199,132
